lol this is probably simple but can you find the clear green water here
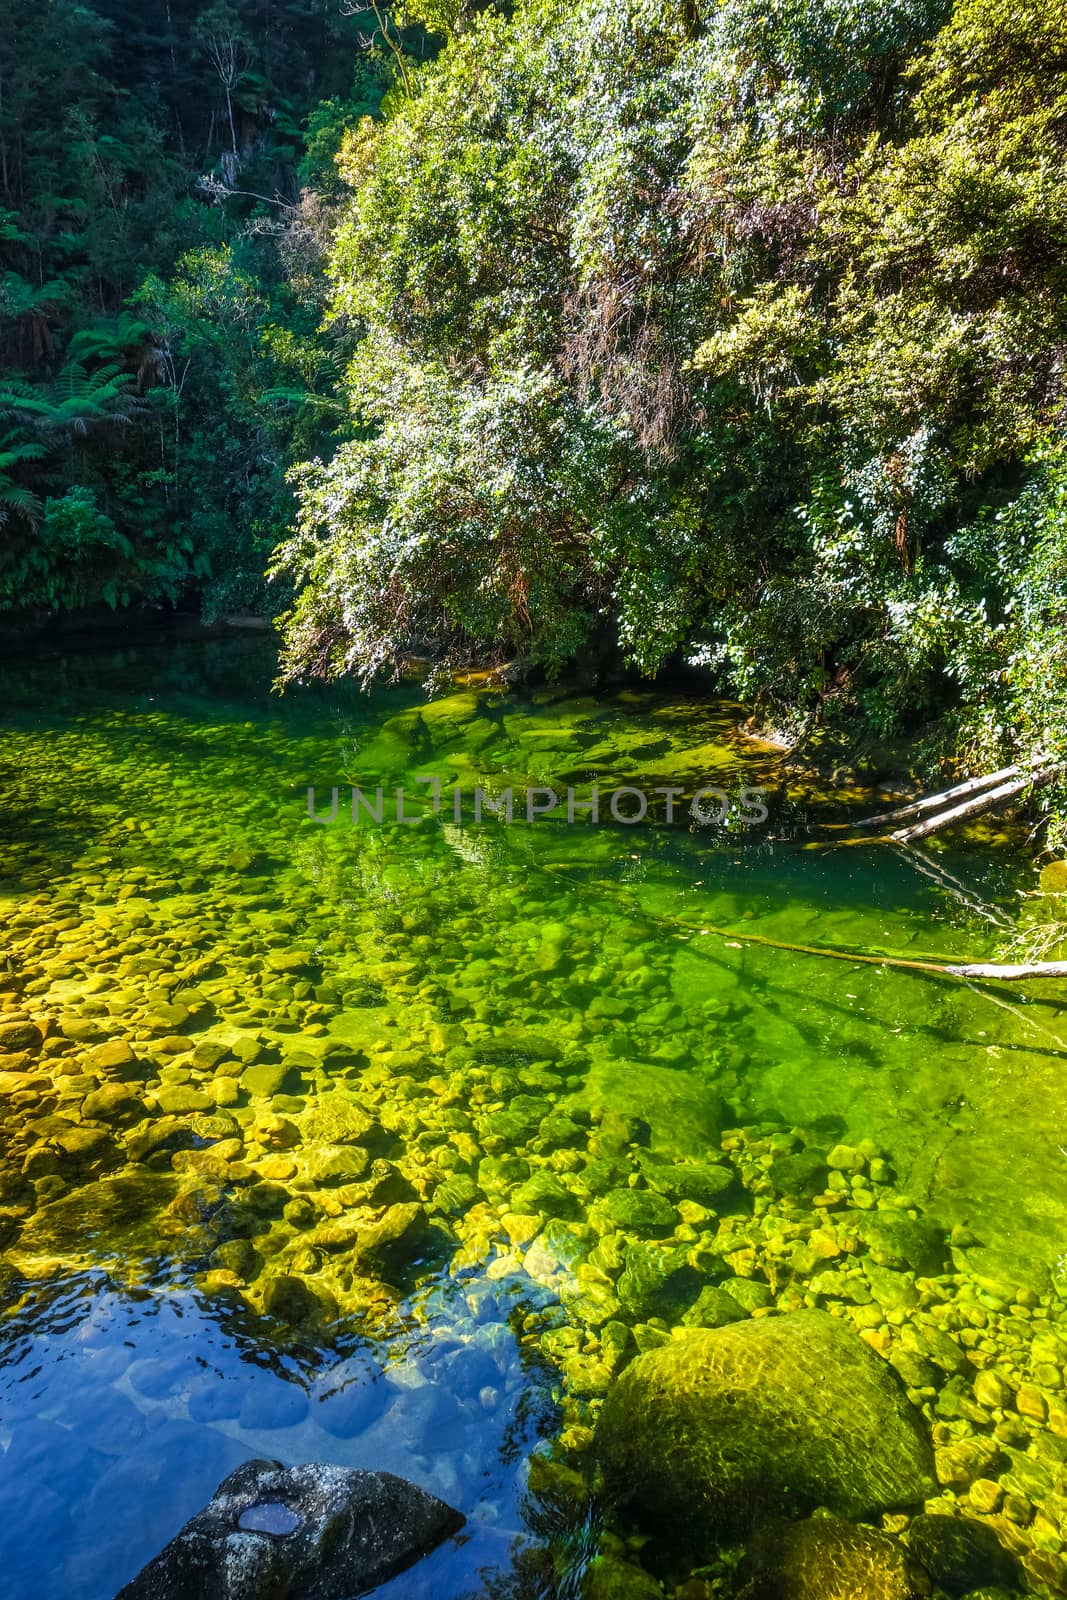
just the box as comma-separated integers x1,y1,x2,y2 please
2,637,1067,1597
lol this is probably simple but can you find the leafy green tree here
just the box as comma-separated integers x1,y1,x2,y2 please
273,0,1067,827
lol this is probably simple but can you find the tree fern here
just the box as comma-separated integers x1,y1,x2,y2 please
0,362,143,437
0,432,46,527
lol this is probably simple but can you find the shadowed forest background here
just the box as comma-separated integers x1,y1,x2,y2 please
2,0,1066,830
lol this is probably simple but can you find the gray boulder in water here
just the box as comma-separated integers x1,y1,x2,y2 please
114,1458,465,1599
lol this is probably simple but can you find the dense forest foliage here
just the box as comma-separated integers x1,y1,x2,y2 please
0,0,407,615
3,0,1066,815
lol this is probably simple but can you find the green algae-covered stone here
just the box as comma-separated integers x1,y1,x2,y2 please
89,1039,147,1081
512,1170,580,1219
15,1171,177,1258
155,1085,212,1114
430,1173,481,1216
305,1143,371,1185
845,1210,945,1275
261,1272,322,1323
721,1275,775,1312
581,1552,662,1599
596,1310,935,1542
906,1513,1019,1593
301,1095,381,1147
747,1516,924,1600
643,1161,734,1206
680,1285,747,1328
616,1241,705,1320
81,1082,144,1124
1039,860,1067,895
352,1202,438,1280
768,1148,829,1199
0,1020,43,1054
242,1061,301,1098
599,1188,677,1234
565,1062,724,1159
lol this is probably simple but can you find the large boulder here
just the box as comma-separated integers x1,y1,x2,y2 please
14,1172,177,1261
114,1458,464,1599
596,1311,935,1542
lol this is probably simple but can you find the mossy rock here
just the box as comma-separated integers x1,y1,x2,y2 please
643,1161,735,1206
955,1244,1051,1302
744,1515,925,1599
351,1202,443,1283
721,1275,774,1312
1039,860,1067,895
906,1514,1019,1594
261,1272,323,1324
241,1061,304,1098
845,1210,946,1275
0,1019,43,1054
596,1311,935,1544
616,1241,706,1320
564,1062,725,1160
598,1188,677,1234
305,1144,371,1185
15,1171,177,1258
512,1170,580,1219
768,1148,829,1200
301,1095,382,1148
431,1173,482,1216
680,1285,748,1329
582,1552,662,1599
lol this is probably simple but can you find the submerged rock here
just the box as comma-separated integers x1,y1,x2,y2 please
564,1061,724,1159
596,1310,935,1543
14,1171,177,1258
744,1515,924,1600
906,1513,1019,1593
352,1202,440,1281
115,1458,464,1599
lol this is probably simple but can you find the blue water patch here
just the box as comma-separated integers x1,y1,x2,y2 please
0,1270,557,1599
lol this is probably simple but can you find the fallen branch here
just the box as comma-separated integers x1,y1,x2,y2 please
856,756,1049,830
687,921,1067,983
892,765,1065,843
945,961,1067,980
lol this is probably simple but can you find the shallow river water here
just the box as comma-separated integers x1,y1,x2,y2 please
2,637,1067,1598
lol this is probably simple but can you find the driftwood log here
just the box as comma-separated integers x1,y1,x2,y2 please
854,757,1050,831
891,765,1065,843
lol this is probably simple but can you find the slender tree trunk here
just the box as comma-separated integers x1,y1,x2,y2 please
225,84,237,159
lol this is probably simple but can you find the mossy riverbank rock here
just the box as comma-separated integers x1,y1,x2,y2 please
596,1311,935,1542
